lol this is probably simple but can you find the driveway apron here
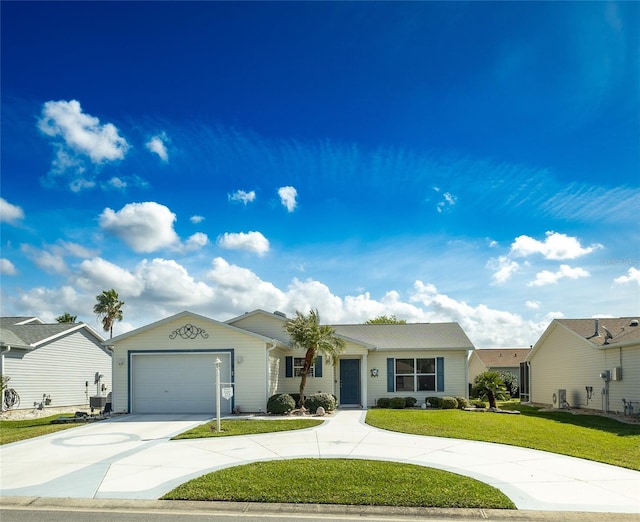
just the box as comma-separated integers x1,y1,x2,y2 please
0,410,638,513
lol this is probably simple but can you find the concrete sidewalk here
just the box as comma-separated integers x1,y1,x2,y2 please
1,410,639,514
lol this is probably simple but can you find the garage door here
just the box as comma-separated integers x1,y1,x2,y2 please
132,353,232,414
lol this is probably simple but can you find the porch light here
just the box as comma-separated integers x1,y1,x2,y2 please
370,368,379,377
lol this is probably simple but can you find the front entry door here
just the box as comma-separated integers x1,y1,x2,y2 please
339,359,361,405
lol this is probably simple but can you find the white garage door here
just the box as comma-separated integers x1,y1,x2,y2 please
132,353,232,414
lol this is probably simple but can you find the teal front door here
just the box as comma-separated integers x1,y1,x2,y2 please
339,359,361,405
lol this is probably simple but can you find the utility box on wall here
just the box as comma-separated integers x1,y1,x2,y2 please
611,367,623,381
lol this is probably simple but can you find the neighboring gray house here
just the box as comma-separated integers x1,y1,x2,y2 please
468,348,531,391
1,317,111,410
106,309,475,414
522,317,640,414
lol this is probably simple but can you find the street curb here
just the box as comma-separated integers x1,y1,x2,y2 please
1,497,638,521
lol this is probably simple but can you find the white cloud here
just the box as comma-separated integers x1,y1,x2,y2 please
12,285,88,324
190,215,205,224
228,190,256,205
487,255,520,284
217,231,270,256
436,192,457,213
38,100,129,163
613,267,640,286
511,231,602,260
20,244,68,274
146,134,169,162
526,300,541,310
278,186,298,212
99,202,179,253
0,198,25,224
527,264,590,287
183,232,209,251
106,177,127,189
0,258,17,275
76,257,144,296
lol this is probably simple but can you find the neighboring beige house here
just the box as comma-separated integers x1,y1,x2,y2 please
522,317,640,415
468,348,531,393
0,317,110,410
106,309,475,414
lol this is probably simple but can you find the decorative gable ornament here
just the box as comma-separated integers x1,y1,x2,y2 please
169,323,209,340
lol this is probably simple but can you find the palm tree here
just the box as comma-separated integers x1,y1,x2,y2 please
472,371,508,409
55,312,77,323
93,289,124,338
285,309,345,408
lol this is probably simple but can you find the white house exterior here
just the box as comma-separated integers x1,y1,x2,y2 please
468,348,531,392
522,317,640,415
0,317,110,410
107,309,475,414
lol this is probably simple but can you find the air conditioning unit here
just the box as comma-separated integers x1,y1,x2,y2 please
611,367,623,381
552,389,567,409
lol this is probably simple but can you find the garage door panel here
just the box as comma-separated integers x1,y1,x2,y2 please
132,353,232,414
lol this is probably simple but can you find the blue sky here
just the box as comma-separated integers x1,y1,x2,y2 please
1,1,638,347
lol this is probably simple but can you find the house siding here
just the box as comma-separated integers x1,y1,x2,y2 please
528,324,640,413
110,316,269,413
4,329,111,409
367,350,468,408
227,313,289,343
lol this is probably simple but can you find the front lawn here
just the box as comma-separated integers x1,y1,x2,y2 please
162,458,515,509
173,418,323,439
0,415,80,444
366,406,640,470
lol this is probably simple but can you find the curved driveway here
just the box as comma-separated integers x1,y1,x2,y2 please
1,410,638,513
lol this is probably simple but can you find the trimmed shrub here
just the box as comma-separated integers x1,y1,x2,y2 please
470,400,487,408
390,397,406,409
289,393,301,406
455,396,468,409
442,396,458,409
404,397,417,408
266,393,295,414
426,396,443,408
305,393,337,413
376,397,391,408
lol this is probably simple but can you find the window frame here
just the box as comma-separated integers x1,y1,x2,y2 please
393,357,437,392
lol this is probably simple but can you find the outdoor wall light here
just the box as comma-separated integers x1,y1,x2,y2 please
117,358,125,366
370,368,379,377
236,356,244,364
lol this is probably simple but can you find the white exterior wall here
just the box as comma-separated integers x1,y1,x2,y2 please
468,352,487,385
530,325,640,414
110,317,269,413
367,350,469,408
4,329,111,409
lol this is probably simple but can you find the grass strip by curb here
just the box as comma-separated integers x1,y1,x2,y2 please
0,415,79,445
172,418,323,439
162,458,515,509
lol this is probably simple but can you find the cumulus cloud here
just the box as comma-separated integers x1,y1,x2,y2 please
146,133,169,162
613,267,640,286
183,232,209,252
20,244,68,274
99,202,179,253
487,255,521,284
228,190,256,205
436,192,457,213
217,231,270,256
38,99,129,163
527,264,590,287
76,257,144,296
0,198,25,224
11,285,88,324
526,300,541,310
511,231,602,260
190,215,205,224
0,258,17,275
278,186,298,212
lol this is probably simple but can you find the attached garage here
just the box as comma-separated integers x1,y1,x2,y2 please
130,352,232,414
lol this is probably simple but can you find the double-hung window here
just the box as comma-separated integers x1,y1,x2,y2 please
285,356,323,378
293,357,314,377
387,357,444,392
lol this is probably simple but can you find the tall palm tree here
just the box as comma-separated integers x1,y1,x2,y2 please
93,289,124,339
55,312,77,323
285,309,345,408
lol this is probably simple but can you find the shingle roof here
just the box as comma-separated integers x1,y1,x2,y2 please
331,323,474,350
475,348,531,367
0,317,101,348
557,317,640,347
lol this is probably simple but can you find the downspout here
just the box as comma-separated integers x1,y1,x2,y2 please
265,340,278,413
465,349,471,399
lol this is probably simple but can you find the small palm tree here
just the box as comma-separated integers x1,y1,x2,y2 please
285,309,345,408
93,289,124,338
472,371,508,409
55,312,77,323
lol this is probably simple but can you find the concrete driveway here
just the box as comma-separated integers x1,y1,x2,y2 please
1,411,639,513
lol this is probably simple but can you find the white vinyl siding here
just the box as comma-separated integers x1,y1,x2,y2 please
3,329,111,409
227,313,289,343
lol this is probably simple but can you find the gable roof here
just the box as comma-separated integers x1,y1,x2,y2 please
0,316,104,349
331,322,474,351
475,348,530,368
225,309,289,325
557,317,640,348
105,310,287,346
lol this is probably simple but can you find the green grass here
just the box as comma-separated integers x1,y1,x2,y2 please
162,458,515,509
172,418,323,439
366,405,640,470
0,415,80,444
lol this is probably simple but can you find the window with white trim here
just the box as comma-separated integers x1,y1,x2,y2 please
293,357,314,377
395,358,436,392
